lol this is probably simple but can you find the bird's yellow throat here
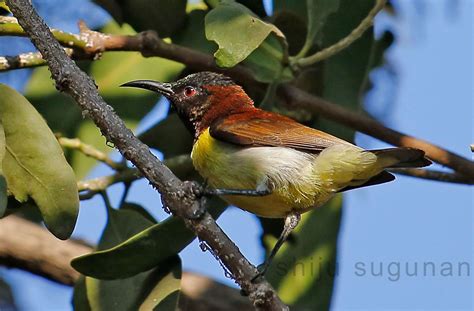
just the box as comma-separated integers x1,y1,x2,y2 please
191,128,383,218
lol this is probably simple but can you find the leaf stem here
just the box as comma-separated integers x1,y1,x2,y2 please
293,0,386,68
58,137,125,171
0,20,86,49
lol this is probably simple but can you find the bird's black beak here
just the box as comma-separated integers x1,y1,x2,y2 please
120,80,174,97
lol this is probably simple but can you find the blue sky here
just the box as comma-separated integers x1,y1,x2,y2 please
0,1,472,310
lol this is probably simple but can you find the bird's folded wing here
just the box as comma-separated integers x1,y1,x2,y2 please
209,110,353,153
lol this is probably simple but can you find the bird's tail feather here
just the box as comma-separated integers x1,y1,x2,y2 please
371,147,431,168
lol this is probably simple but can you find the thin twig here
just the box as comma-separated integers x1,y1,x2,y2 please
390,168,474,185
59,137,124,171
77,154,191,200
6,1,286,309
0,50,48,70
0,20,87,49
293,0,386,68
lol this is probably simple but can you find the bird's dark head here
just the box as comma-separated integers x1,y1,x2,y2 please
122,71,254,137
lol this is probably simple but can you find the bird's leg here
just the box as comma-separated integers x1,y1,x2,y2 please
201,180,272,197
252,213,301,282
203,188,271,197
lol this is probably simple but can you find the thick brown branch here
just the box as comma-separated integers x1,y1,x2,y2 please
0,215,90,284
6,1,285,309
0,215,252,310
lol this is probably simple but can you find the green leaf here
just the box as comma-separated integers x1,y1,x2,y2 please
138,258,181,311
266,197,342,309
243,34,294,83
72,198,227,279
0,122,6,217
302,0,340,53
94,0,187,37
0,1,10,14
0,84,78,239
0,176,7,218
317,0,378,140
272,1,308,21
138,113,193,159
78,203,181,310
173,9,217,54
236,0,267,17
72,277,91,311
205,0,287,68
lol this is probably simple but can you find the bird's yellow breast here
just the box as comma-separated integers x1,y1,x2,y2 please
191,128,381,218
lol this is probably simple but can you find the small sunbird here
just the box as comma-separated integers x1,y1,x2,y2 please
122,72,431,278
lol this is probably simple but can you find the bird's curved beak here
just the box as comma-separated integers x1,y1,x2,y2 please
121,80,174,97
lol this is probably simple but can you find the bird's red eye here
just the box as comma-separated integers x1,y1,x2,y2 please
184,86,196,97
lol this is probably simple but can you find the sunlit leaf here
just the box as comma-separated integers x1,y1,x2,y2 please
138,258,181,311
0,84,78,239
205,0,287,68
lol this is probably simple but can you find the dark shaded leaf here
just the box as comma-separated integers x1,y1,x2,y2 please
76,203,181,310
236,0,267,17
72,198,227,279
0,84,78,239
138,113,193,158
242,34,294,83
72,277,91,311
272,0,308,21
0,176,6,218
0,123,6,217
0,0,10,14
304,0,340,48
317,0,378,140
265,197,342,309
173,9,216,54
94,0,187,37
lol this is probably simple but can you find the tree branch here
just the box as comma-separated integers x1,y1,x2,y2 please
59,137,125,171
77,154,192,200
293,0,387,67
0,215,90,284
0,215,252,311
6,0,286,309
389,168,474,185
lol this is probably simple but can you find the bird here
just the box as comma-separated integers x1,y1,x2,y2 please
122,71,431,278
